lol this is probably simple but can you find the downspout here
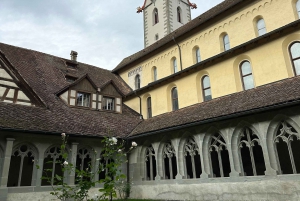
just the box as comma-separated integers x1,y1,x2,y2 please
134,91,143,119
172,36,183,71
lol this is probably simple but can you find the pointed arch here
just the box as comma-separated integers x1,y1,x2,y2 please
7,142,38,187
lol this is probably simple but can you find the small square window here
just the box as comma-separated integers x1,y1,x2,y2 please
77,92,90,107
102,97,115,111
155,34,159,41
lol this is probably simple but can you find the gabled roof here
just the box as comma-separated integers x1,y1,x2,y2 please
0,42,141,137
112,0,254,73
55,74,98,96
128,76,300,138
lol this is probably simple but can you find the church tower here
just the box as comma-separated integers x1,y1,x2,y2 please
137,0,197,47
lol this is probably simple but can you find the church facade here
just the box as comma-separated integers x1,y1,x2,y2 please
1,0,300,200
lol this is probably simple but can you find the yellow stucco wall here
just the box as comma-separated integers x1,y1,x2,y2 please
122,0,300,118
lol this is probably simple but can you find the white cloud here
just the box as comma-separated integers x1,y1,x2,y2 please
0,0,223,70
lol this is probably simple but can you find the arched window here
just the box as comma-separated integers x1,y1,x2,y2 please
163,142,177,179
153,8,159,25
99,151,114,180
7,144,35,187
240,61,254,90
239,128,265,176
42,146,63,186
173,58,178,73
289,42,300,75
145,145,156,180
195,48,201,63
135,74,141,90
297,0,300,18
147,97,152,118
76,147,92,183
153,67,157,81
209,134,231,177
202,76,212,101
223,34,230,51
257,18,267,36
274,121,300,174
184,138,201,179
177,7,182,23
171,87,178,111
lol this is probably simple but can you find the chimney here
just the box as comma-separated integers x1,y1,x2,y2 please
70,50,78,61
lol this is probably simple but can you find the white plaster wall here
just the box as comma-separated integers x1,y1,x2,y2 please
131,180,300,201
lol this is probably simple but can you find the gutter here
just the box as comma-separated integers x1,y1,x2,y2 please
173,37,183,71
134,91,143,119
127,98,300,139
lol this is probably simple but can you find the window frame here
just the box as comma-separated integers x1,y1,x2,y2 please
289,41,300,76
223,34,230,51
239,61,255,90
147,97,152,118
153,67,157,81
256,18,267,36
195,48,201,63
102,96,115,111
177,7,182,23
171,87,179,111
135,74,141,90
153,8,159,25
76,91,91,108
173,58,178,74
201,75,212,101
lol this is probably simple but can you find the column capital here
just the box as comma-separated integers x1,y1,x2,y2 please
6,138,15,141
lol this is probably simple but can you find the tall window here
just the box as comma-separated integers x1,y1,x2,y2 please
171,87,178,111
177,7,182,23
209,134,231,177
135,74,141,89
257,18,267,36
223,34,230,51
289,42,300,75
163,142,177,179
202,76,212,101
77,92,90,107
195,48,201,63
275,121,300,174
102,97,115,111
184,138,201,179
153,8,159,25
173,58,178,73
147,97,152,118
42,146,63,186
239,128,265,176
7,144,35,187
145,145,156,180
240,61,254,90
297,0,300,18
153,67,157,81
76,148,91,183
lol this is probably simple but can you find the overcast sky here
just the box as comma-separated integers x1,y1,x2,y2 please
0,0,223,70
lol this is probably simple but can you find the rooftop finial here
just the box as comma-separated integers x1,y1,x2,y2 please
187,0,197,9
137,0,147,13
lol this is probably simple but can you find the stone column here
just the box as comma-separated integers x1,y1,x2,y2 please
68,142,79,185
152,142,162,180
194,134,209,178
171,138,183,179
0,138,15,187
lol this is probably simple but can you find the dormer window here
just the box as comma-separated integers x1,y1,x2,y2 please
65,75,77,83
102,96,115,111
77,92,90,107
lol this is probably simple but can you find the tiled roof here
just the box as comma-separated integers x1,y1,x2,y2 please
112,0,249,73
129,76,300,137
0,42,141,137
